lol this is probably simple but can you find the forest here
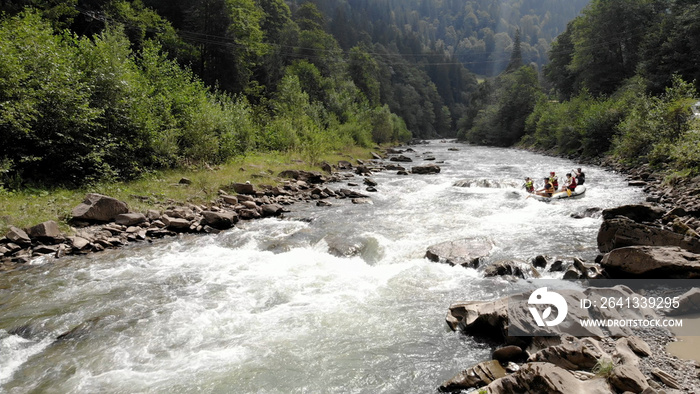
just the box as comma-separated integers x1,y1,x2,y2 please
2,0,699,189
0,0,590,188
458,0,700,178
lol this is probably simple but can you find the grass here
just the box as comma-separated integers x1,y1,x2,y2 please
592,357,615,377
0,147,375,234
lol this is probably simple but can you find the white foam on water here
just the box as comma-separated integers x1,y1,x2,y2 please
0,142,645,393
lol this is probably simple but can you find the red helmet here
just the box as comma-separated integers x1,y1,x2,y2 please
550,171,555,175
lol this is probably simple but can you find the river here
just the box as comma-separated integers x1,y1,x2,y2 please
0,142,644,393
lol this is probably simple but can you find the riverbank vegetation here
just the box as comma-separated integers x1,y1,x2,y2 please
459,0,700,178
0,0,594,194
0,147,372,232
0,10,408,189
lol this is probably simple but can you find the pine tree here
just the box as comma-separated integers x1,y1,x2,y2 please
505,29,522,73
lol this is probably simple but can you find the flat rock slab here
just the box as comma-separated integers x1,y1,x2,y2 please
601,245,700,278
425,237,492,268
597,217,700,253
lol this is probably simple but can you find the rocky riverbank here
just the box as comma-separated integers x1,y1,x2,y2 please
432,157,700,393
0,146,446,271
440,287,699,393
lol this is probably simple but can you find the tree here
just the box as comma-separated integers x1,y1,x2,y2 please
505,28,522,73
568,0,657,96
348,46,380,106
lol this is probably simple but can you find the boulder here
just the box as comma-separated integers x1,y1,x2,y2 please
663,287,700,316
438,360,507,392
448,286,658,338
339,189,369,199
278,170,327,184
528,337,604,370
6,226,31,245
337,160,353,170
385,164,405,171
484,260,540,279
493,345,527,364
532,255,548,268
164,217,190,231
597,217,700,253
201,211,237,230
221,195,239,205
71,193,128,222
602,204,666,222
411,164,441,174
231,182,256,195
114,213,147,226
600,246,700,278
146,210,161,220
238,209,261,220
261,204,285,217
389,155,412,162
445,298,508,338
486,362,612,394
425,238,492,268
25,220,63,243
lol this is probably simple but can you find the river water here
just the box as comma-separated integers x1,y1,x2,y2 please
0,142,644,393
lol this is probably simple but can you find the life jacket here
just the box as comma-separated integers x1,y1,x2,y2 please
577,172,585,185
525,180,534,192
549,175,558,188
567,177,577,190
544,182,554,194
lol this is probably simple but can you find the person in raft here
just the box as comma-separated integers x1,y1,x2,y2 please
549,171,559,190
524,177,534,193
536,177,554,197
563,173,577,191
573,168,585,185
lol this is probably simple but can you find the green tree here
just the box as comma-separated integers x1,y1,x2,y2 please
348,46,380,106
568,0,657,96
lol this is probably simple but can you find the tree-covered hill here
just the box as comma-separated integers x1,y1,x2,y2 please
459,0,700,179
296,0,590,76
0,0,595,188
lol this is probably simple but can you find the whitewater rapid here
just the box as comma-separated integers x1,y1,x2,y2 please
0,142,644,393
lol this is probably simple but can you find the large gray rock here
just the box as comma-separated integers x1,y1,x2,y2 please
163,217,190,231
447,286,658,338
602,204,666,222
665,287,700,316
261,204,284,217
486,362,613,394
438,360,507,392
6,226,31,245
201,211,237,230
411,164,441,174
600,246,700,278
528,337,604,370
230,182,256,195
492,345,527,364
597,217,700,253
426,238,492,268
278,170,327,184
25,220,63,243
71,194,128,222
484,260,541,279
445,298,508,338
114,213,146,226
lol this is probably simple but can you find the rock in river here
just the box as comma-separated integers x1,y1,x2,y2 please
425,237,492,268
